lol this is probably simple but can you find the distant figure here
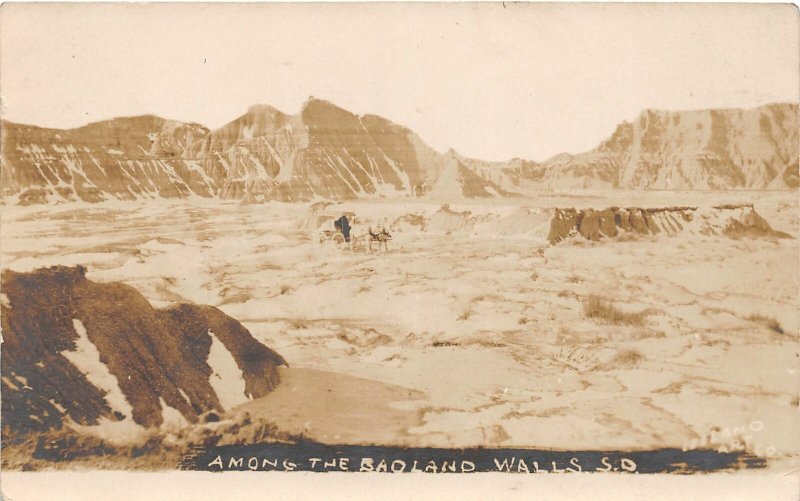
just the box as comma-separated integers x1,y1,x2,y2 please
335,214,351,242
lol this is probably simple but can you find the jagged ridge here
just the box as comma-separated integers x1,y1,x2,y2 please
1,101,797,204
546,205,792,244
437,103,799,192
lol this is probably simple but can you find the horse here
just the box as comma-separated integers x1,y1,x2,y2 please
366,227,392,252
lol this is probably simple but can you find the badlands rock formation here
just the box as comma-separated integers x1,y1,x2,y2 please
447,103,799,192
379,203,791,244
1,266,287,441
551,103,799,190
1,98,505,204
1,101,796,204
1,116,211,204
546,204,791,244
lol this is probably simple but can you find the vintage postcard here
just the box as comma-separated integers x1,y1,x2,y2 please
0,2,798,499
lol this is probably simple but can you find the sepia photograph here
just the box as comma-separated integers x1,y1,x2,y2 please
0,2,798,499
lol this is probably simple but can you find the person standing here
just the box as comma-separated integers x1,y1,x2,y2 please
336,213,351,243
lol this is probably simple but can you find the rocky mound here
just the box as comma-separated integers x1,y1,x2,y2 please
483,207,552,239
390,213,428,233
547,205,792,244
1,266,287,443
297,201,335,230
428,204,481,233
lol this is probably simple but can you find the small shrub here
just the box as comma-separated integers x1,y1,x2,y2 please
612,348,645,367
432,340,460,347
595,348,646,371
33,430,117,462
288,319,308,329
583,295,648,327
745,314,785,335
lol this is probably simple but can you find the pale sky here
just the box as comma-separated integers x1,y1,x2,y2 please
1,3,798,162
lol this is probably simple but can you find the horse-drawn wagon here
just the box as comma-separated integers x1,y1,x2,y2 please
318,210,355,247
318,211,392,252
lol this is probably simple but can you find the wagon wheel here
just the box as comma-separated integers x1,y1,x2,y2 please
333,233,345,247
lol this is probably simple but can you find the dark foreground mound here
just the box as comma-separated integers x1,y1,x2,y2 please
1,266,287,442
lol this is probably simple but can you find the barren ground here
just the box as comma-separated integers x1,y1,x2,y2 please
1,190,797,462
